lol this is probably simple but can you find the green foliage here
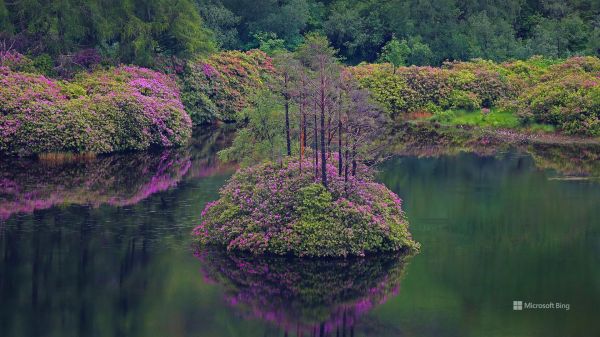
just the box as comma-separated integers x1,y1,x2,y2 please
349,56,600,136
189,0,600,65
2,0,216,67
181,49,275,124
218,90,285,165
443,90,482,111
430,110,456,124
197,0,241,49
378,37,409,71
254,32,286,55
4,0,600,67
515,57,600,136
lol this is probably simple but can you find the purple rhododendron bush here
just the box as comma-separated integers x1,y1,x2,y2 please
0,60,191,156
194,158,419,257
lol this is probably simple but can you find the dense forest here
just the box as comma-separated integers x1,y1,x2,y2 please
1,0,599,67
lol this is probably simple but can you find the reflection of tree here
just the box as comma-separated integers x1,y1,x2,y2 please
389,142,600,178
0,129,236,220
0,155,233,337
527,143,600,178
196,248,413,336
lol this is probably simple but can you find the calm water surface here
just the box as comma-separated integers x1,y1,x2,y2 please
1,132,599,337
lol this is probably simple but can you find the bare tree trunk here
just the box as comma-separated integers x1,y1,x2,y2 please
327,114,333,159
314,109,318,180
351,141,357,176
338,112,343,176
284,75,291,156
303,116,307,149
299,105,304,173
320,72,327,189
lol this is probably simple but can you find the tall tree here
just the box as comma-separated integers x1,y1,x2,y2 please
378,36,409,73
296,33,341,189
273,52,300,156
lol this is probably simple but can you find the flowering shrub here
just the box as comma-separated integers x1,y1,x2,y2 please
445,59,516,108
0,50,34,71
349,56,600,136
196,248,412,334
0,65,191,156
181,50,275,124
397,66,452,109
194,158,419,257
514,57,600,136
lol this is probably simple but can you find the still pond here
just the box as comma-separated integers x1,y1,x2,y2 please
1,131,599,337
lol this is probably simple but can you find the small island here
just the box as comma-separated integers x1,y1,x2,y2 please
194,157,419,257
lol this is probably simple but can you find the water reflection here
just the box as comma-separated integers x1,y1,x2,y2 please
0,129,236,220
196,248,413,336
0,135,598,337
391,142,600,179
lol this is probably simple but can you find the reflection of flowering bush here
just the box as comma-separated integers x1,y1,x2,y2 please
0,150,191,220
0,65,191,156
194,158,419,257
196,248,412,335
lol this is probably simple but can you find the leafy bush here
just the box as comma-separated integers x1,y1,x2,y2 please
443,90,482,111
0,65,192,156
445,59,515,107
396,66,451,109
349,56,600,136
345,64,408,118
181,50,275,124
194,158,419,257
430,110,457,123
515,57,600,136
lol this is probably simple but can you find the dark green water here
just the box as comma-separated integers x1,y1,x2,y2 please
1,134,599,337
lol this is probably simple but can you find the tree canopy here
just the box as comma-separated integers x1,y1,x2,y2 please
200,0,600,64
1,0,599,66
0,0,215,66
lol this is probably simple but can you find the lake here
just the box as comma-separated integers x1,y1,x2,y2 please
1,130,599,337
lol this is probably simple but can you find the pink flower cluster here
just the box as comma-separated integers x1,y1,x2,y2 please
0,65,192,156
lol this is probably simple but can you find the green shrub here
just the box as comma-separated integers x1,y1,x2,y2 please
349,56,600,136
443,90,482,111
515,59,600,136
430,110,456,123
181,50,276,124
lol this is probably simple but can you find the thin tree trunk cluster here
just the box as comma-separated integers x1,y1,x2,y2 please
275,42,383,190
